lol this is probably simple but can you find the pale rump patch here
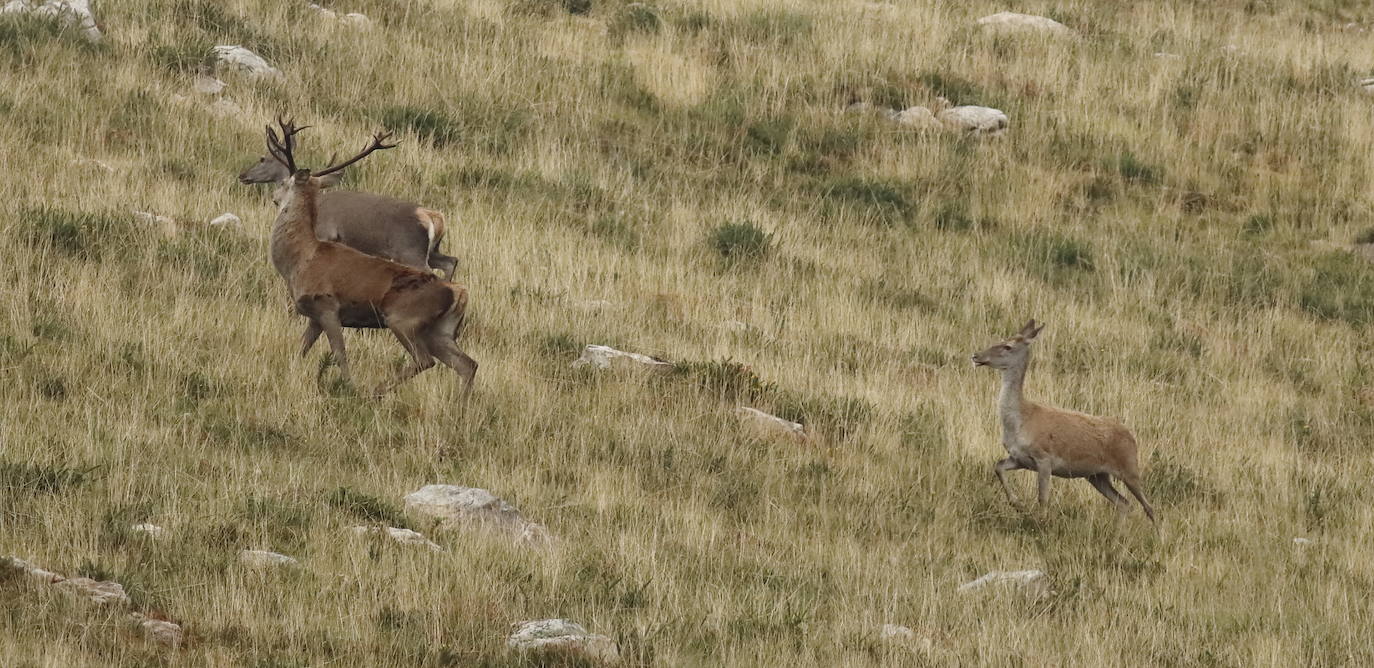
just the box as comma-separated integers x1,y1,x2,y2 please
415,208,446,249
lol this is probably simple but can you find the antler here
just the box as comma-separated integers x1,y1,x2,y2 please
265,115,311,173
312,131,398,177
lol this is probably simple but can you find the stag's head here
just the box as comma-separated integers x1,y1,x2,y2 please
971,319,1044,370
262,116,396,210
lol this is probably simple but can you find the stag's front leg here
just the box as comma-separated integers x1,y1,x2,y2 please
1035,459,1054,507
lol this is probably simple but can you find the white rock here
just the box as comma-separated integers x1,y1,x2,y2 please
957,569,1049,596
339,12,370,28
347,526,443,551
131,613,184,647
937,106,1009,136
572,344,673,370
192,74,227,95
894,106,942,130
56,576,131,605
404,484,550,543
975,11,1072,36
879,623,915,640
1359,78,1374,95
1,0,102,42
211,45,283,81
736,407,806,439
209,212,243,229
1154,52,1181,59
508,619,620,664
239,549,299,568
207,98,243,118
130,523,168,539
1293,537,1314,546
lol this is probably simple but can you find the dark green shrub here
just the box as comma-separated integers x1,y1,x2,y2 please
709,222,773,262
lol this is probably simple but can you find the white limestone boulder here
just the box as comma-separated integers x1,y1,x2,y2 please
239,549,299,568
937,106,1009,136
346,526,443,551
211,45,283,81
572,344,673,370
1,0,102,42
975,12,1072,37
404,484,550,543
508,619,620,664
957,569,1049,596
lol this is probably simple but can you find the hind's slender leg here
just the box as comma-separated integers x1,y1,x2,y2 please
299,320,322,357
375,324,435,396
994,458,1023,507
1121,476,1157,525
1087,473,1131,519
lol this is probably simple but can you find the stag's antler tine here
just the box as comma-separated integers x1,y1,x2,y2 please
312,130,399,177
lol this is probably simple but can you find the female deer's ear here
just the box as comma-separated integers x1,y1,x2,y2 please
1020,319,1044,340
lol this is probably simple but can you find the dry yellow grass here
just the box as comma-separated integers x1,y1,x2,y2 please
4,0,1374,665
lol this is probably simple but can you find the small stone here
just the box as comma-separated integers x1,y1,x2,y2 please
975,12,1072,36
132,614,184,647
211,45,284,81
404,484,550,543
347,526,443,551
130,523,168,539
339,12,370,28
132,210,179,238
957,569,1050,596
1154,52,1182,59
1359,78,1374,95
1293,537,1314,546
209,212,243,229
508,619,620,664
572,345,673,370
879,623,915,640
239,549,299,568
70,158,114,173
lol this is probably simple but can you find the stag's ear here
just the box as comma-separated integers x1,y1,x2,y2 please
317,172,344,189
1019,319,1044,341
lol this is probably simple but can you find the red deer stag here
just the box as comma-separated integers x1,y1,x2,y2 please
264,118,476,396
239,151,458,279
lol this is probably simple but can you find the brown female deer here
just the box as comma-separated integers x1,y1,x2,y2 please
239,154,458,279
971,320,1156,525
264,118,476,396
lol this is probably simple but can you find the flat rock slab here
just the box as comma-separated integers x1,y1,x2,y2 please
239,550,299,568
404,484,551,544
212,45,283,80
736,406,806,439
976,12,1072,36
572,344,673,370
347,526,443,551
509,619,620,664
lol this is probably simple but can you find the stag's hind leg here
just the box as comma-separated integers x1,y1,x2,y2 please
428,334,477,397
299,320,322,357
1087,473,1131,518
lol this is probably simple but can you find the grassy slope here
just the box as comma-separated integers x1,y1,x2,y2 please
4,0,1374,665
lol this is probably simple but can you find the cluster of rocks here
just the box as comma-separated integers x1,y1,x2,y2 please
306,3,370,28
846,97,1010,137
1,0,101,41
130,210,244,238
3,557,184,647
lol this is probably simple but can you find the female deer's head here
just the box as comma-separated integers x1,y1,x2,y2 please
972,319,1044,370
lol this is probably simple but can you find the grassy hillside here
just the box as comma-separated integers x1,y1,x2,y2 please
5,0,1374,665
